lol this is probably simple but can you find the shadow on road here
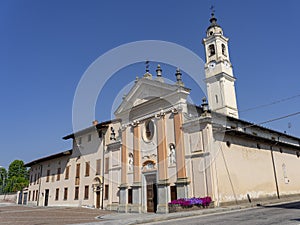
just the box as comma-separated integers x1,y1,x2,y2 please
263,201,300,209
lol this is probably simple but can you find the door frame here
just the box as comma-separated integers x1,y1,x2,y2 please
142,172,157,213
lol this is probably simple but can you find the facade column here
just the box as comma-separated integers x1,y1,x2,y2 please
156,115,169,213
132,124,142,213
119,127,128,212
173,112,189,198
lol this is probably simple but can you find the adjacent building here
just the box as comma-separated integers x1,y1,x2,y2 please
24,13,300,213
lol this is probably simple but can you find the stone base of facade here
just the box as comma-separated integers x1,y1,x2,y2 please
156,204,169,214
106,203,119,211
156,180,170,214
118,204,128,213
127,204,142,213
118,184,128,212
175,178,190,199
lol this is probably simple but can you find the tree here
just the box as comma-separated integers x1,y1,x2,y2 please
0,167,7,194
8,160,28,179
4,176,28,193
5,160,28,193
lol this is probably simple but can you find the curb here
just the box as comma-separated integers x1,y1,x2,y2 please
98,199,300,225
126,206,246,225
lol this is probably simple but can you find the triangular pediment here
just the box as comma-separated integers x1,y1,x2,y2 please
114,78,190,121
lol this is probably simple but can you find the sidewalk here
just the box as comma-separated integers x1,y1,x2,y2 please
79,197,300,225
95,205,244,225
0,201,16,207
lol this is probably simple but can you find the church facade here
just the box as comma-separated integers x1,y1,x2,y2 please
24,14,300,213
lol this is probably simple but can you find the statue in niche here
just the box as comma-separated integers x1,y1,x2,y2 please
169,143,176,165
128,153,134,171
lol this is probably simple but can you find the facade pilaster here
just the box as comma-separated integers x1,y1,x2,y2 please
119,127,128,212
132,124,142,213
173,112,189,198
156,115,169,213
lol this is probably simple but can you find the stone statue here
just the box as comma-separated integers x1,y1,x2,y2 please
169,144,176,165
128,153,133,171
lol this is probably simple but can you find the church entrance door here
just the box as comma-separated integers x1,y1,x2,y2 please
146,174,157,213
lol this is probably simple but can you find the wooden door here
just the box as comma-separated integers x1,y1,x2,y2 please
96,191,100,209
44,189,49,206
147,184,157,212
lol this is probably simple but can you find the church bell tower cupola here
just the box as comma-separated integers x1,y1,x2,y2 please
202,12,239,118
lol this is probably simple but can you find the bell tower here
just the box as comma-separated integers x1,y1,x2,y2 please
202,12,239,118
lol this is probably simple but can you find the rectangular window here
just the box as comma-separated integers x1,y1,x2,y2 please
75,163,80,185
55,188,59,201
88,134,92,142
32,190,35,201
65,166,70,180
46,170,50,182
96,159,101,175
170,186,177,201
104,184,109,200
35,190,38,201
34,174,37,185
84,185,89,200
105,158,109,174
28,191,31,201
128,189,132,204
57,168,61,181
76,163,80,178
37,173,40,184
85,162,90,177
30,175,32,185
74,187,79,200
64,188,68,200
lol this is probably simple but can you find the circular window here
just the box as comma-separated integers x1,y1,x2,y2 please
143,120,154,142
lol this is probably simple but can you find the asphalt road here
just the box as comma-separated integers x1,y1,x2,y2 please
148,201,300,225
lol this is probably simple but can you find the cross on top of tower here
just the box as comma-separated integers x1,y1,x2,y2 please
145,60,150,73
210,5,215,16
143,60,152,79
209,5,218,25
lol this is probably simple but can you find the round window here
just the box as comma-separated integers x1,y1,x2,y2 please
143,120,154,141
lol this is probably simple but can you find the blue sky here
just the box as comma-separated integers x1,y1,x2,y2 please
0,0,299,168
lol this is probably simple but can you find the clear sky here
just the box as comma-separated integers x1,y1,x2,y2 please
0,0,299,169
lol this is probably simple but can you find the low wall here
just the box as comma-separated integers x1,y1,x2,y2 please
0,193,17,203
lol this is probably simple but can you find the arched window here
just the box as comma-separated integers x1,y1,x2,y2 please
208,44,215,56
221,44,226,55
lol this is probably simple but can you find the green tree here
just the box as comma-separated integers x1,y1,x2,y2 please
0,167,7,194
8,160,28,179
5,160,28,193
4,176,28,193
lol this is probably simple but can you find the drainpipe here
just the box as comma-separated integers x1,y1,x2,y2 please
37,164,43,206
98,128,107,210
102,130,105,209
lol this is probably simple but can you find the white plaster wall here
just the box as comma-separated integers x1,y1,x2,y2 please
212,138,300,204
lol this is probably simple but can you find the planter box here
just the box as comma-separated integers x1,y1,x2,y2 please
168,203,212,213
